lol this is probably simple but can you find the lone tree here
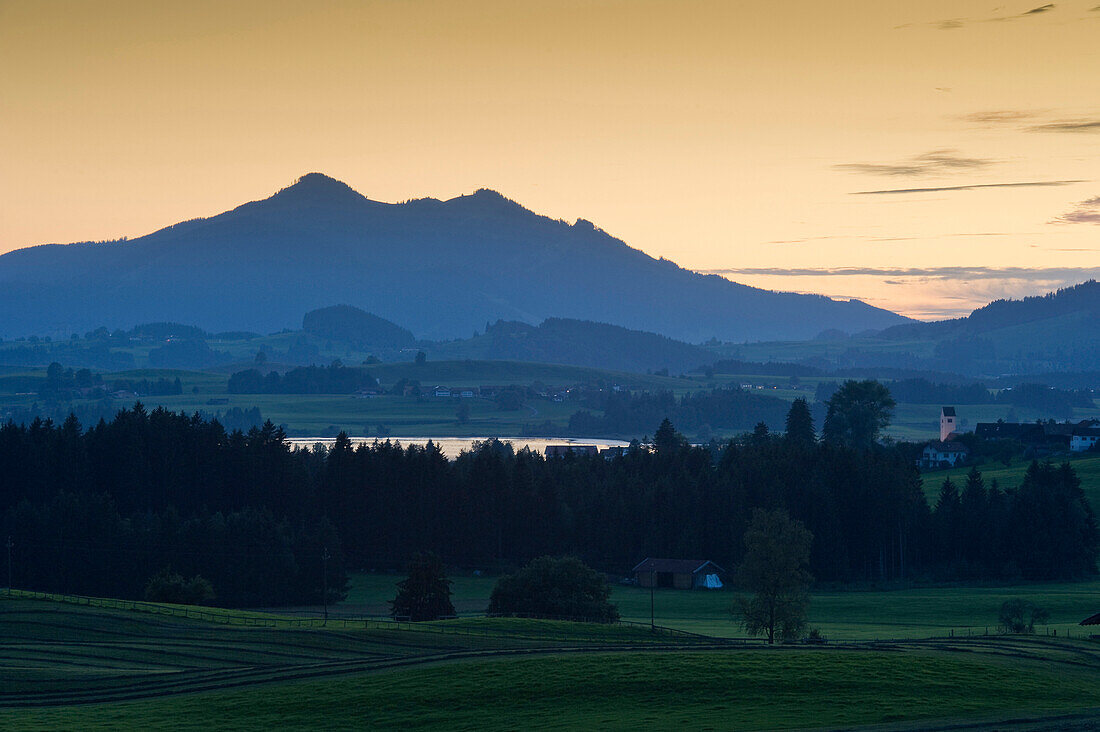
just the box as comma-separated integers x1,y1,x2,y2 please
998,599,1050,634
390,552,456,622
784,398,815,447
734,509,814,644
488,556,619,622
822,379,895,450
654,418,687,454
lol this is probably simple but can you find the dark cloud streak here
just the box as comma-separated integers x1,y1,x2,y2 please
1028,119,1100,132
834,149,994,177
1052,196,1100,224
962,110,1041,124
911,3,1060,30
851,180,1084,195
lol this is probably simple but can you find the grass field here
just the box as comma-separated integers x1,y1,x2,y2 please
920,454,1100,507
6,594,1100,730
342,572,1100,640
4,359,1099,442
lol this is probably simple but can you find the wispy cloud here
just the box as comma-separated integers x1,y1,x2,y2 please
958,109,1100,132
1028,119,1100,132
961,110,1042,124
698,266,1098,319
1052,196,1100,224
700,266,1100,281
906,3,1060,29
851,180,1084,195
764,232,1025,245
835,149,994,177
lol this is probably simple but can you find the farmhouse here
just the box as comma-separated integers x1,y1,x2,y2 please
976,419,1099,452
919,441,970,469
632,558,725,590
1072,427,1100,453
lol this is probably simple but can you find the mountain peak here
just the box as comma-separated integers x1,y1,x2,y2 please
271,173,366,205
446,188,530,216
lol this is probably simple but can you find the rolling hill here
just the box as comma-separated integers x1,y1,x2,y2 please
0,173,908,342
428,317,717,373
878,280,1100,374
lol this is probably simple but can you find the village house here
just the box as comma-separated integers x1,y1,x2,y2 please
632,558,725,590
976,418,1100,452
1071,427,1100,453
919,441,970,469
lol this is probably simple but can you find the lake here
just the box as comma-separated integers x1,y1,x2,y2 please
286,436,631,458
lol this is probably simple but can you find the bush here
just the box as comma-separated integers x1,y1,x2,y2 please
487,556,619,622
998,599,1050,634
144,568,216,605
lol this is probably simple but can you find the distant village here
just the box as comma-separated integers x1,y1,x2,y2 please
918,406,1100,470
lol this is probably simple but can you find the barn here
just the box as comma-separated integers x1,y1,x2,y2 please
632,558,726,590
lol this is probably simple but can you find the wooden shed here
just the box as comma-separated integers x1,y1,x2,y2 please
632,558,726,590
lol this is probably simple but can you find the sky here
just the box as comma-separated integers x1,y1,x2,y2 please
1,0,1098,320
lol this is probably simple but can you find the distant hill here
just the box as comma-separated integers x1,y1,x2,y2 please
878,280,1100,374
302,305,415,348
430,317,716,374
0,173,908,341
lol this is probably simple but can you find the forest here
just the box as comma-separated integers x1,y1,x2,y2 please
1,391,1095,607
568,387,791,436
228,363,379,394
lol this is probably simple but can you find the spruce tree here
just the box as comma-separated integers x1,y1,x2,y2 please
784,398,815,447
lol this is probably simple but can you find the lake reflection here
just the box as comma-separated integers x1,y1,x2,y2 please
286,436,631,459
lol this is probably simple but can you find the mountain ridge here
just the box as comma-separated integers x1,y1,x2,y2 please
0,173,910,341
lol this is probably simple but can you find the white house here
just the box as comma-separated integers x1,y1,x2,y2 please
919,441,970,469
1071,428,1100,453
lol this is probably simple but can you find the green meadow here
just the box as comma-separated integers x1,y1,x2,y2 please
920,454,1100,507
3,359,1098,443
5,594,1100,731
346,572,1100,641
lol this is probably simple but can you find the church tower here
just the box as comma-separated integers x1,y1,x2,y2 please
940,406,957,442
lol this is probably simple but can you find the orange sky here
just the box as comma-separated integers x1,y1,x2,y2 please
1,0,1098,319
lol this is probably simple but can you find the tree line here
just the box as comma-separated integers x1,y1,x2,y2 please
816,378,1093,416
3,385,1095,608
228,363,378,394
567,387,790,436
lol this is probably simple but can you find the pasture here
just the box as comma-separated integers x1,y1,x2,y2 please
341,572,1100,640
920,454,1100,507
5,594,1100,730
3,359,1098,443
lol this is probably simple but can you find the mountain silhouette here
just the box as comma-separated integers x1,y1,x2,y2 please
0,173,910,341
